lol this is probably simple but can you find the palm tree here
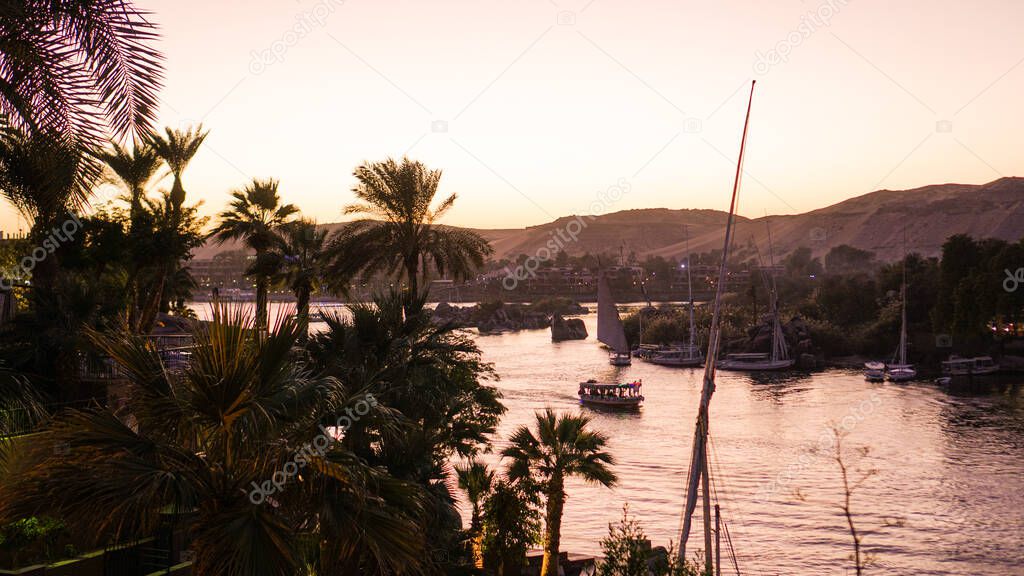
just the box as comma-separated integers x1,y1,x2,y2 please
275,219,328,340
455,459,494,568
210,178,298,330
0,306,427,576
95,139,162,223
328,157,492,301
502,409,617,576
147,125,207,214
0,0,162,182
306,290,505,566
0,128,92,294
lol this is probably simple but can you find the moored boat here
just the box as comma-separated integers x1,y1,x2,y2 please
717,218,795,372
649,344,703,367
864,361,886,382
578,380,643,410
941,355,999,376
718,352,795,371
886,244,916,383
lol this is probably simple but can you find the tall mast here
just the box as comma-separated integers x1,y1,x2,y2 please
679,80,755,568
899,229,908,365
764,218,785,363
685,224,696,350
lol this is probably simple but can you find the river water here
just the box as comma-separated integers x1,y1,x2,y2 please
199,302,1024,575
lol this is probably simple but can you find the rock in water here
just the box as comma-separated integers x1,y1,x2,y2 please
551,314,588,341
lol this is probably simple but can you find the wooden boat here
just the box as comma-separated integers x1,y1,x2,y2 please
717,219,795,372
578,380,643,410
864,361,886,382
649,344,703,367
718,352,794,371
597,271,631,366
941,355,999,376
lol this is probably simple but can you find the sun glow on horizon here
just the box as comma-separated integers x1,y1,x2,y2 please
1,0,1021,235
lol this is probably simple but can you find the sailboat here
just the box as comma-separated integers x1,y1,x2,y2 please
886,251,916,382
677,80,755,575
597,270,631,366
717,220,795,371
649,226,703,367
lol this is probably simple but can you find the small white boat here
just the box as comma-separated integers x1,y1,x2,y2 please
578,380,643,410
864,361,885,382
597,271,631,366
942,355,1000,376
887,364,916,382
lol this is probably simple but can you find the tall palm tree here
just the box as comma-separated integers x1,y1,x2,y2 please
276,219,328,340
95,139,162,222
0,307,427,576
147,125,207,214
502,409,617,576
210,178,298,330
328,157,492,301
0,0,163,183
456,459,494,568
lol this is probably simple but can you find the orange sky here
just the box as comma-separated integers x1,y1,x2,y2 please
3,0,1022,234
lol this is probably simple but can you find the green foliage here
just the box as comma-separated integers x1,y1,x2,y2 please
825,245,876,274
0,308,429,576
597,505,650,576
481,480,541,575
0,516,68,568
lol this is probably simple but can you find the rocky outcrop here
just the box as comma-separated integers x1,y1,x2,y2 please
550,314,588,341
431,301,551,333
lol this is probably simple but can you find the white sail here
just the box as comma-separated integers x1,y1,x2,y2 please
597,272,630,355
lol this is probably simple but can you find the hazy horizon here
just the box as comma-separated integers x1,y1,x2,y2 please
2,0,1022,234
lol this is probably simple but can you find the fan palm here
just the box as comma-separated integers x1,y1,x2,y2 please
0,128,92,294
306,290,505,567
455,459,494,568
210,178,298,330
147,125,207,213
502,409,617,576
275,219,328,340
96,139,162,222
0,306,427,576
0,0,162,184
328,157,492,301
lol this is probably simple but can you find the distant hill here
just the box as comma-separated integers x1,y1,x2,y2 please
193,177,1024,263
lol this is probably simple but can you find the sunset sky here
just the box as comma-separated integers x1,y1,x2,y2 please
4,0,1021,233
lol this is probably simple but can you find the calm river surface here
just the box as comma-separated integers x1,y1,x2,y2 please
201,302,1024,575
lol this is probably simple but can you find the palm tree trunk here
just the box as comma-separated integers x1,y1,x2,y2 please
256,276,268,331
405,254,420,297
470,507,484,569
296,286,310,343
541,478,565,576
